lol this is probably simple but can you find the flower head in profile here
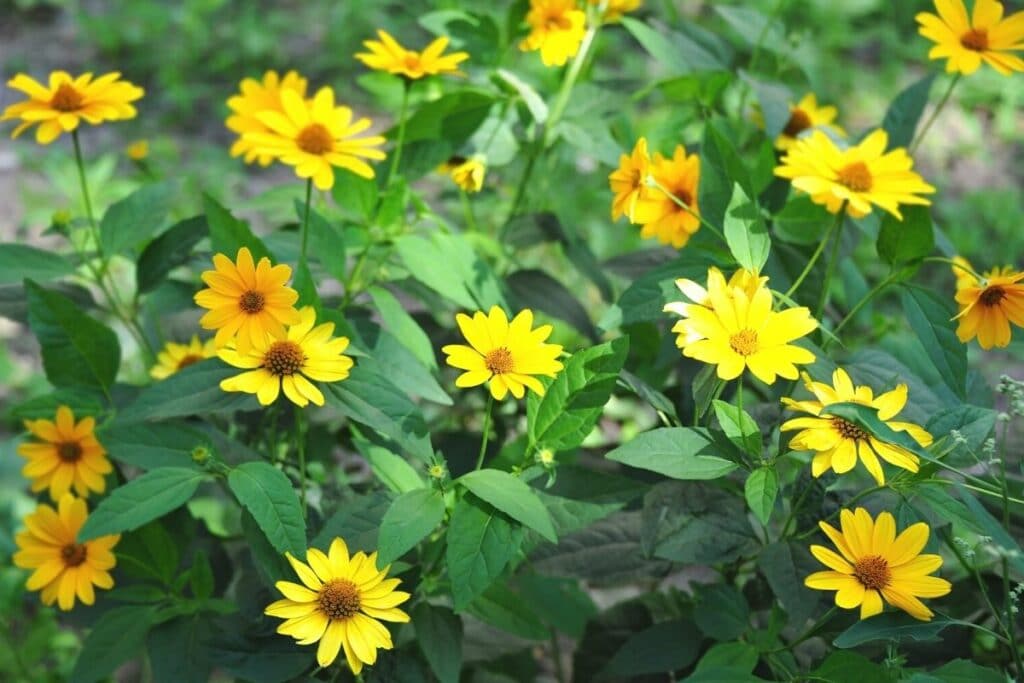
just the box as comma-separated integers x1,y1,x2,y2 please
663,267,817,384
356,30,469,79
438,155,486,193
18,406,112,502
781,369,933,485
805,508,951,621
774,129,935,220
762,93,846,151
916,0,1024,76
631,144,702,248
442,307,564,401
590,0,642,22
520,0,587,67
219,307,353,407
609,137,651,222
226,70,309,167
194,247,301,352
13,495,119,611
2,71,143,144
150,335,218,380
244,87,386,189
265,538,411,672
126,139,149,161
951,258,1024,349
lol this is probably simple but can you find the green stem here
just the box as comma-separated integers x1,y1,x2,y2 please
341,240,373,308
387,80,411,187
824,273,898,350
768,607,837,653
736,376,744,414
909,74,960,155
72,131,102,265
648,177,727,243
940,528,1005,634
299,178,312,271
816,213,845,319
784,208,844,300
996,421,1024,677
296,410,308,516
475,393,495,471
794,486,885,540
923,256,984,281
460,190,478,232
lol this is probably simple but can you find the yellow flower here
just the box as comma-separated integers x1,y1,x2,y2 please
2,70,143,144
150,335,218,380
520,0,588,67
265,538,411,672
663,267,817,384
442,307,564,401
631,144,702,248
805,508,951,621
609,137,651,222
219,307,354,407
769,93,846,151
226,70,309,167
244,87,386,190
950,255,979,290
17,406,112,502
13,495,120,611
664,266,769,349
590,0,642,22
356,30,469,79
194,247,301,352
439,155,486,192
774,129,935,220
126,139,149,160
952,259,1024,349
916,0,1024,76
781,369,933,485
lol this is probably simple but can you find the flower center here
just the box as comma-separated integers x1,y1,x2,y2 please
783,108,812,137
177,354,203,370
61,543,87,567
545,14,571,31
980,286,1005,307
318,579,361,620
264,341,305,376
296,124,333,155
853,555,891,590
57,442,82,462
960,28,989,51
50,83,84,112
836,161,872,192
484,347,514,375
403,53,422,71
239,290,266,314
832,418,869,441
728,329,759,356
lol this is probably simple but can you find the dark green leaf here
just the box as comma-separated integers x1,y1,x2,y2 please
694,585,750,640
228,462,306,556
743,74,791,139
446,494,522,609
79,467,208,540
458,469,557,542
294,200,346,282
115,520,180,585
758,541,821,627
6,388,105,420
877,205,934,266
954,483,1024,574
465,582,548,640
812,651,888,683
921,659,1006,683
99,182,176,255
882,74,936,148
700,118,753,230
0,243,74,284
203,192,270,261
901,285,966,399
506,268,598,341
621,17,724,73
713,399,761,456
377,488,446,564
100,420,206,470
600,619,701,679
515,573,597,638
147,616,213,683
188,551,214,600
136,216,207,293
349,318,450,405
744,467,778,526
723,183,770,273
774,195,831,245
833,612,956,648
116,359,254,423
412,603,462,683
606,427,739,480
71,605,157,683
313,491,392,553
643,482,758,564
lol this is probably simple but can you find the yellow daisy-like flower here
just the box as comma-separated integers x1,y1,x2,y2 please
13,495,120,611
631,144,702,248
950,255,979,290
770,93,846,151
150,335,218,380
226,70,309,167
194,247,301,352
244,87,386,190
774,129,935,220
609,137,651,222
663,266,769,350
17,406,112,502
951,259,1024,349
2,70,143,144
126,139,149,160
520,0,588,67
916,0,1024,76
663,267,817,384
781,369,933,485
805,508,951,621
442,307,564,401
438,155,486,192
219,306,354,407
590,0,642,22
265,538,411,673
355,30,469,79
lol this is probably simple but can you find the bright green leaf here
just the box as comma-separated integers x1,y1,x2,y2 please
446,494,523,609
136,216,207,293
877,205,933,267
0,243,74,284
458,469,557,542
377,488,446,564
227,462,307,557
606,428,739,480
79,467,208,540
99,181,175,256
70,605,157,683
723,183,770,273
713,399,761,456
744,467,778,526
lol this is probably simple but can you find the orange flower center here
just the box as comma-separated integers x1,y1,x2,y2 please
50,83,84,112
783,108,812,137
836,161,873,193
264,341,305,376
318,579,361,620
484,347,514,375
980,286,1005,307
296,123,334,155
57,442,83,462
832,418,869,441
960,28,989,51
729,329,759,356
545,14,572,31
177,354,203,370
853,555,891,590
239,290,266,314
61,543,87,567
403,53,423,71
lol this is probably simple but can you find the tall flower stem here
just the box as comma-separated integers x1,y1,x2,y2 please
815,214,845,319
475,393,495,471
784,207,844,301
823,272,899,350
648,177,726,243
460,190,479,232
387,80,411,187
296,409,308,515
71,131,102,265
909,74,960,155
299,179,313,272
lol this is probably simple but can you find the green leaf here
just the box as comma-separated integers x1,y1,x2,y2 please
921,659,1006,683
402,90,494,146
599,619,701,679
115,520,181,584
954,483,1024,574
882,74,936,148
7,387,105,420
241,510,293,586
743,74,791,139
377,488,446,564
291,259,320,310
25,280,120,392
643,482,758,564
758,541,821,627
100,420,206,470
147,616,213,683
694,584,750,640
313,491,392,553
227,462,307,557
412,603,463,683
136,216,208,293
527,337,629,451
394,232,505,310
188,550,214,600
606,428,739,480
744,467,778,526
0,243,74,284
913,483,985,534
356,438,425,493
877,205,934,266
507,268,599,341
494,69,547,123
331,171,379,221
79,467,209,540
700,118,753,230
349,318,450,405
621,17,723,74
203,192,271,261
713,399,761,456
773,195,830,245
99,181,175,255
70,605,157,683
901,285,966,399
368,286,437,370
294,200,346,282
446,494,523,609
833,612,956,648
464,582,548,640
515,573,597,638
116,359,254,423
458,469,557,542
812,652,888,683
723,183,770,273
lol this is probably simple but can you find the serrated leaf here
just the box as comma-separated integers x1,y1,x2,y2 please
377,488,445,564
900,285,966,399
136,215,207,293
713,399,761,456
79,467,208,540
70,605,157,683
227,462,306,556
459,469,557,542
464,582,548,640
116,359,254,423
446,494,522,609
606,427,739,480
100,420,206,470
99,181,175,255
0,243,74,284
744,467,778,526
833,613,955,648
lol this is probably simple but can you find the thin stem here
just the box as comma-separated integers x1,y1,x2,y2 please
550,630,567,683
72,131,102,263
460,190,478,232
296,410,308,516
940,529,1005,634
475,393,495,471
299,178,312,271
816,213,846,319
997,421,1024,677
824,273,898,350
785,208,844,300
909,74,961,155
736,376,744,414
768,607,837,653
341,240,373,308
924,256,984,281
387,80,411,187
648,177,727,242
